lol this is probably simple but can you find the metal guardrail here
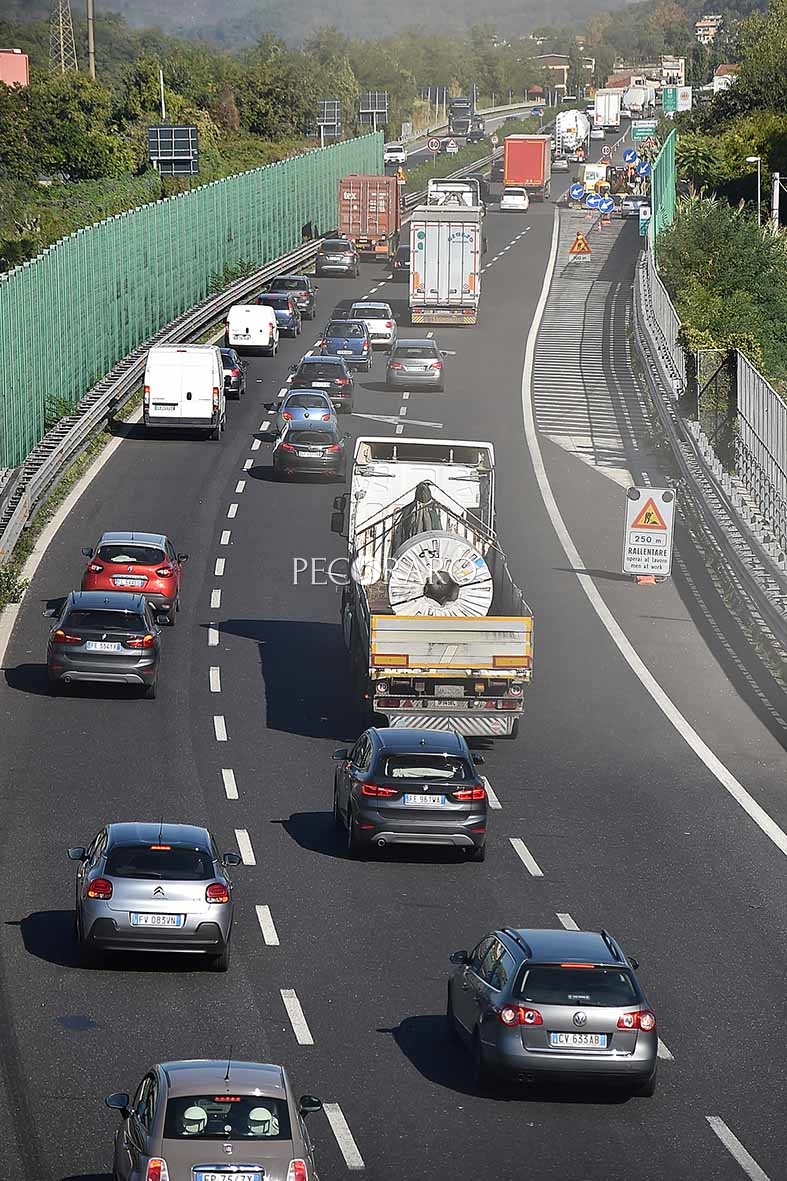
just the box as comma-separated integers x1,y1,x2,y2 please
0,239,323,565
640,245,685,396
736,353,787,557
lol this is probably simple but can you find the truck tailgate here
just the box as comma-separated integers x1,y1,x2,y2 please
370,615,533,673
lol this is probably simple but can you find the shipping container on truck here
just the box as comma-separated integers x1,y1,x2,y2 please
338,174,401,260
503,135,551,200
593,89,622,129
409,206,482,326
331,436,534,739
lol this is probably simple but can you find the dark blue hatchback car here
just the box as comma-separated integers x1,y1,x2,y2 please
258,293,302,337
319,319,371,370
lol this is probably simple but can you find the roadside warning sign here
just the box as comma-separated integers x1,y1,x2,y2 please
569,232,592,259
622,487,676,577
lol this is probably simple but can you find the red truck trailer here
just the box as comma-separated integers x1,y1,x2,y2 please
338,174,401,260
502,136,552,200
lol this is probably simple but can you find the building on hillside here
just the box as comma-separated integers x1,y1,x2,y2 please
695,14,723,44
0,48,29,87
712,63,739,92
660,56,685,86
536,54,570,94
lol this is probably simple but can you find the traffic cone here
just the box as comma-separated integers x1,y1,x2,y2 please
635,575,656,585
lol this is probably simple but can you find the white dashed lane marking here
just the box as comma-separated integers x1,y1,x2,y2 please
213,715,228,742
509,836,544,877
395,424,404,435
235,828,256,865
214,558,226,576
243,458,253,470
481,777,501,809
209,667,221,693
210,590,221,609
657,1039,674,1061
222,768,239,799
281,988,314,1045
208,625,219,647
220,531,231,545
256,904,280,945
259,420,269,431
227,504,238,519
324,1103,365,1170
251,438,261,451
706,1117,771,1181
556,912,579,930
402,391,410,401
235,480,245,494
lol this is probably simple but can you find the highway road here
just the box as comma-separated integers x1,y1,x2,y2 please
1,134,786,1181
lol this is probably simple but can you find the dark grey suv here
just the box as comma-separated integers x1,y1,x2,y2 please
447,927,658,1094
332,728,488,859
46,590,164,697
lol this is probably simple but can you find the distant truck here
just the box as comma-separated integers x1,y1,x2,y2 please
338,174,401,261
593,89,622,129
332,436,534,738
426,177,483,209
466,117,486,143
448,96,473,136
409,205,482,325
554,111,590,160
503,135,551,200
623,85,654,115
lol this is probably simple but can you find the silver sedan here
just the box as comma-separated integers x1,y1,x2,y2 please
386,338,446,391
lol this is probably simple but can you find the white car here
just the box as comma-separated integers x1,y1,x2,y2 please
348,301,397,348
384,143,407,165
552,156,570,172
590,127,606,140
499,187,530,212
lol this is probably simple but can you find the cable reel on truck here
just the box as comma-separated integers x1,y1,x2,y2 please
387,530,494,617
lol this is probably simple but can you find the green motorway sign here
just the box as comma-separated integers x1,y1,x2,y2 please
662,88,677,113
631,120,658,141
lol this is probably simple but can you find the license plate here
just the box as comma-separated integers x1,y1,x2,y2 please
549,1032,608,1048
404,793,447,806
313,381,330,387
152,403,177,411
113,577,145,587
197,1174,260,1181
131,913,184,927
338,349,353,355
85,641,122,653
298,451,317,457
435,684,464,698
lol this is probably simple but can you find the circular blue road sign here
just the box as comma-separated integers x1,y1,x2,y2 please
637,160,652,177
600,196,615,213
585,193,602,209
623,148,638,165
569,182,585,201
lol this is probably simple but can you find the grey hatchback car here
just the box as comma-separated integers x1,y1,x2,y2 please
68,822,241,970
46,590,164,697
386,338,446,391
447,927,658,1094
105,1060,323,1181
332,727,487,859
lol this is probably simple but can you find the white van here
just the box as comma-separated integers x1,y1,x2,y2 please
143,345,226,439
225,304,279,356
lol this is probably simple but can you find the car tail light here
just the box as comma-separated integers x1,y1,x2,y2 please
337,377,351,386
280,442,296,452
361,782,398,798
497,1005,543,1027
126,633,156,650
212,387,220,409
287,1162,308,1181
388,361,403,369
452,785,486,801
231,367,240,377
299,290,308,298
385,320,393,328
87,878,113,900
143,384,150,406
87,563,104,573
326,444,342,453
155,566,174,578
283,412,293,420
617,1010,656,1031
206,882,230,904
320,413,331,421
320,339,327,347
363,339,369,348
145,1160,169,1181
502,699,519,710
431,361,444,370
53,629,81,645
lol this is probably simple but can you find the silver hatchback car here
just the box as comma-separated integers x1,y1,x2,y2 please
447,927,658,1095
68,822,241,971
105,1060,323,1181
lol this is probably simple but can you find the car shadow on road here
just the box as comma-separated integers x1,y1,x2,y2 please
61,1173,112,1181
279,811,479,865
383,1014,631,1104
12,912,214,973
3,665,145,699
209,618,361,739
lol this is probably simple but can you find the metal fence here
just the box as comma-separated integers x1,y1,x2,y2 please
737,353,787,550
649,128,677,246
640,243,686,395
0,133,382,469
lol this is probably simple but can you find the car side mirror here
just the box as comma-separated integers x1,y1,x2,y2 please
449,950,468,965
104,1092,131,1115
155,613,169,627
332,747,349,760
67,846,86,861
222,852,242,867
299,1094,322,1116
81,547,93,557
177,553,189,563
42,607,57,618
472,754,485,765
627,956,639,971
330,511,345,535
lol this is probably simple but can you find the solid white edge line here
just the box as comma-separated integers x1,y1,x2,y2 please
706,1117,771,1181
214,558,226,576
207,625,219,647
556,912,579,930
255,904,280,945
221,768,239,800
521,205,787,864
210,590,221,610
227,503,238,519
323,1102,365,1170
280,988,314,1045
657,1038,674,1061
209,666,221,693
481,777,501,809
213,715,228,742
509,836,544,877
235,827,256,865
220,531,231,545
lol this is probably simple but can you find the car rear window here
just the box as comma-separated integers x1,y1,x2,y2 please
352,305,390,316
515,966,639,1007
393,345,439,359
297,363,343,380
327,322,365,337
270,277,305,290
62,609,146,631
105,844,214,880
322,241,352,251
381,755,471,781
95,544,165,565
261,296,291,309
163,1094,291,1141
288,430,336,446
505,189,527,197
285,393,331,409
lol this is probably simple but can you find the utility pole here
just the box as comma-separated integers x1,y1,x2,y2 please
86,0,96,78
771,172,780,228
159,67,166,120
49,0,78,73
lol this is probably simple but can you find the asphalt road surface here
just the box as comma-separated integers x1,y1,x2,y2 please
0,136,785,1181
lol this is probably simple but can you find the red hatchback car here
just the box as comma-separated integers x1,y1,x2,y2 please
80,531,188,625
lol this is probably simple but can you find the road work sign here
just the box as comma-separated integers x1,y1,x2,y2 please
622,487,676,576
569,232,592,260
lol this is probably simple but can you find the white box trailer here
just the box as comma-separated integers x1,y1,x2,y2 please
409,205,482,326
593,89,622,129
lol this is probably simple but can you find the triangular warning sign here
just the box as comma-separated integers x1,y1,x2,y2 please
631,497,667,530
569,232,592,256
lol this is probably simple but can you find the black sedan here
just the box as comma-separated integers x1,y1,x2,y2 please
46,590,164,698
219,348,246,398
258,292,302,337
272,424,347,481
332,727,488,859
390,244,410,282
265,273,317,319
285,355,354,413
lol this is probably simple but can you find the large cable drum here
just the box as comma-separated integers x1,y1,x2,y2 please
387,531,494,617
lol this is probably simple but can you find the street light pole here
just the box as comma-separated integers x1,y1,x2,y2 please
86,0,96,78
771,172,781,227
746,155,761,224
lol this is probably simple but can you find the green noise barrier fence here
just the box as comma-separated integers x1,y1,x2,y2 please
0,132,382,469
649,128,677,246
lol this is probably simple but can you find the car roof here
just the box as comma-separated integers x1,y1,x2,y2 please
159,1060,287,1099
97,531,168,548
368,727,469,755
351,302,390,310
298,355,344,365
106,822,212,849
327,319,367,329
272,274,310,282
501,928,625,966
393,338,439,349
67,590,147,611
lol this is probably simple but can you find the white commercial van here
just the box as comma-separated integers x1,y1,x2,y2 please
225,303,279,356
143,345,226,439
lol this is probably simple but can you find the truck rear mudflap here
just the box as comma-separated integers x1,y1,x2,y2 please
382,711,519,737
